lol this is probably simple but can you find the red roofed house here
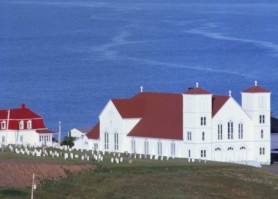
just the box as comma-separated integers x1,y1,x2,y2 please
75,81,271,166
0,103,54,147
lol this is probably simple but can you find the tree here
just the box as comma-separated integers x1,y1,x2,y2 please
61,136,76,148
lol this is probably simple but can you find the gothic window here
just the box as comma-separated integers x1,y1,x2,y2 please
228,121,233,139
114,133,119,151
104,132,109,150
238,123,243,139
218,124,223,140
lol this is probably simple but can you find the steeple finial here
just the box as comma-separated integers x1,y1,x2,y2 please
196,82,199,88
229,90,232,97
255,80,258,86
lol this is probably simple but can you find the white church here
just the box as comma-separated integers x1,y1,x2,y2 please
74,81,271,165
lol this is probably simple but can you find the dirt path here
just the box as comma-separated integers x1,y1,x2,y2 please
0,160,95,188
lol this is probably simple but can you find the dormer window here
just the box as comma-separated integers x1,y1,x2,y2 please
19,120,24,130
27,120,32,129
1,121,6,130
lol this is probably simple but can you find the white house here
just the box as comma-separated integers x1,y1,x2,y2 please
76,82,271,165
68,128,90,138
0,103,54,147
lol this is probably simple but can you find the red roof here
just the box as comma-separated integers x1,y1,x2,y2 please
113,92,183,140
0,104,47,130
212,96,230,117
242,85,270,93
87,122,100,139
184,87,211,95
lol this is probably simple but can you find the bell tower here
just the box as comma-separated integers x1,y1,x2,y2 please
241,81,271,165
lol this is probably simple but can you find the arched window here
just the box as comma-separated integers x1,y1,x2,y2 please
228,121,233,139
218,124,223,140
261,130,264,139
114,132,119,151
202,132,205,141
260,115,265,124
240,146,246,150
238,123,243,139
228,147,234,150
215,147,221,151
201,150,206,158
104,131,109,150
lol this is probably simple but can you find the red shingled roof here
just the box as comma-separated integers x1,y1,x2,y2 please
184,87,211,95
242,85,270,93
212,96,230,117
114,92,183,140
87,122,100,139
0,104,47,130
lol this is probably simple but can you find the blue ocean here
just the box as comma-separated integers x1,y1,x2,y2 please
1,0,278,137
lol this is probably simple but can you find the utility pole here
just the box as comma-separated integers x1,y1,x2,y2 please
31,173,35,199
58,121,61,146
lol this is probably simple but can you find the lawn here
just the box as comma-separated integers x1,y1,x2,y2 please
1,150,278,199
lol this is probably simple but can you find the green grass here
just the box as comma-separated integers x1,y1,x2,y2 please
1,150,278,199
33,157,278,199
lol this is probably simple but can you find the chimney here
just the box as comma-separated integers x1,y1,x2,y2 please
22,103,26,109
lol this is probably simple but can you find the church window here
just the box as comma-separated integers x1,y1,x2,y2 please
228,121,233,139
188,150,191,158
187,131,192,141
201,150,206,158
171,142,175,157
202,132,205,141
201,117,207,126
218,124,223,140
259,115,265,124
261,130,264,139
238,123,243,139
215,147,221,151
114,133,119,151
157,141,162,156
260,147,265,155
131,139,136,153
104,132,109,150
144,140,149,155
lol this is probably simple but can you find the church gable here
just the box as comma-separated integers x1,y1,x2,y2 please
213,97,251,122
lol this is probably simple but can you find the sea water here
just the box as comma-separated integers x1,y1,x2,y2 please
1,0,278,137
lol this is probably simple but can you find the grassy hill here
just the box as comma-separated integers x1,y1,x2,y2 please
1,152,278,199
